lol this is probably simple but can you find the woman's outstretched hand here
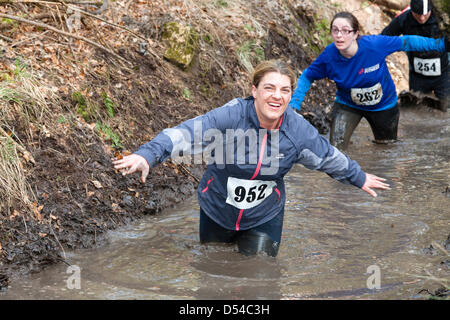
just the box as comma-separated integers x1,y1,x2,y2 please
113,154,149,183
361,173,391,197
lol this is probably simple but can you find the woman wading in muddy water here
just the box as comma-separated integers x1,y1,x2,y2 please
113,60,390,257
289,11,447,150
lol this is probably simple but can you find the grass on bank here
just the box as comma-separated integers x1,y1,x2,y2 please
0,134,34,215
0,58,52,215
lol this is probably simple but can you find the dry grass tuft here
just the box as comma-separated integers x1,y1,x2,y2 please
0,58,55,216
0,134,34,215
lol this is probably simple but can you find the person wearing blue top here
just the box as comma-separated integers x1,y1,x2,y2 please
289,11,446,150
382,0,448,112
112,60,390,257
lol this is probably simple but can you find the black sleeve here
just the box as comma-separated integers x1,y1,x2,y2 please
381,16,403,36
446,34,449,52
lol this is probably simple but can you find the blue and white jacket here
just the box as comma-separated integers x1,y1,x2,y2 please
135,97,366,231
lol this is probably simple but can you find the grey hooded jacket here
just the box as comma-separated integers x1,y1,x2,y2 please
135,97,366,231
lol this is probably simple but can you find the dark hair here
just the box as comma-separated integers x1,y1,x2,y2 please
330,12,360,34
252,60,296,91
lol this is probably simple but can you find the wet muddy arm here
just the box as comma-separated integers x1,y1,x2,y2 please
134,119,212,169
134,99,241,168
298,143,366,188
134,133,173,168
289,71,312,111
400,35,445,52
289,50,329,111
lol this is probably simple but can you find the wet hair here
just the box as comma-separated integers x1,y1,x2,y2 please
330,11,361,34
251,60,296,91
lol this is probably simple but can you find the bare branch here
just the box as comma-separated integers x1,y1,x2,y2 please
0,12,132,65
0,1,102,5
3,1,161,61
64,3,146,42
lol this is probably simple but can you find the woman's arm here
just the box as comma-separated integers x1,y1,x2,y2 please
294,117,390,197
289,48,331,111
113,98,243,182
113,154,150,183
400,35,445,52
289,71,313,111
362,173,390,197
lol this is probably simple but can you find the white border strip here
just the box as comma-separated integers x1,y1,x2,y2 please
423,0,428,15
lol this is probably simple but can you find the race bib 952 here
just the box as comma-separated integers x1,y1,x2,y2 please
226,177,276,210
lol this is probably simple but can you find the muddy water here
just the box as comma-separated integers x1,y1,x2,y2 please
1,107,449,300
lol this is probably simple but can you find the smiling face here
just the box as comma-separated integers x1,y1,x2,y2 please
331,17,359,54
251,71,292,129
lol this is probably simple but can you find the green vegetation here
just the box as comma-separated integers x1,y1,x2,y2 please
0,87,21,103
73,90,116,122
314,18,333,49
72,91,95,122
236,40,265,72
200,84,217,98
0,136,16,163
183,87,191,100
57,115,67,124
101,91,115,118
202,34,213,45
0,57,49,126
72,90,121,148
13,58,29,79
72,91,87,107
215,0,228,8
96,122,123,149
361,1,371,10
1,57,29,84
332,1,342,8
1,17,19,30
244,24,253,32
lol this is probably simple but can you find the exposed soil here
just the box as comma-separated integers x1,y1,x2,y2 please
419,234,450,299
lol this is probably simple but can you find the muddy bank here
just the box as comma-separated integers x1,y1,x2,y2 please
419,234,450,299
0,50,205,284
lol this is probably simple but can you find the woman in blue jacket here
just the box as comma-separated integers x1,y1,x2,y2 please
113,60,390,257
289,11,446,150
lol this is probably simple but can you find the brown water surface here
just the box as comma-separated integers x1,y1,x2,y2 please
1,107,449,300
